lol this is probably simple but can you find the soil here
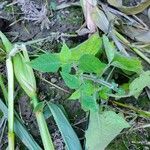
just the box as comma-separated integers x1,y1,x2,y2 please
0,0,150,150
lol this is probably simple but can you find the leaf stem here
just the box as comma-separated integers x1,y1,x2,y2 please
32,96,54,150
6,57,15,150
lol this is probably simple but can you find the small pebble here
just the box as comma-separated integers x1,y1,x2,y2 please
51,77,57,83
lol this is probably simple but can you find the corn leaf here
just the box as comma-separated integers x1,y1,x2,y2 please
0,98,42,150
85,111,130,150
0,31,13,53
47,102,82,150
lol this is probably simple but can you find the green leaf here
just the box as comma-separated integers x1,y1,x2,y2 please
99,87,111,100
60,72,80,89
0,31,13,53
0,99,42,150
81,95,98,112
85,111,130,150
111,53,143,74
79,54,107,74
61,63,72,73
71,33,103,60
59,43,71,63
33,102,45,113
47,102,82,150
102,35,115,63
129,71,150,98
69,89,80,100
30,54,61,73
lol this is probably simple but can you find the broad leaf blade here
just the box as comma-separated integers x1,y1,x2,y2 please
111,53,143,74
59,43,71,63
71,33,102,60
60,72,80,89
85,111,130,150
79,54,107,74
30,54,61,73
129,71,150,98
47,102,82,150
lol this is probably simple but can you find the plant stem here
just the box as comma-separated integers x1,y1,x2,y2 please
32,96,54,150
6,57,15,150
112,101,150,118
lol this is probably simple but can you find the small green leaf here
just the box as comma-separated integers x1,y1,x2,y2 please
111,53,143,74
47,102,82,150
129,71,150,98
81,95,98,112
80,82,96,96
30,54,61,73
59,43,71,63
69,89,80,100
85,111,130,150
79,54,107,74
71,33,103,60
99,87,111,100
103,35,115,63
60,72,80,89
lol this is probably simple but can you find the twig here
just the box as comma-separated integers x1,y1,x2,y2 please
40,76,70,94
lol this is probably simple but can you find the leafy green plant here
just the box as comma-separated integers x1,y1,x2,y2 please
0,31,54,150
29,33,150,149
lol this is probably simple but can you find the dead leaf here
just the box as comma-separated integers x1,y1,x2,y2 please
107,0,150,15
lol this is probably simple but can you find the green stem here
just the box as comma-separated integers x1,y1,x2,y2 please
6,57,15,150
32,96,54,150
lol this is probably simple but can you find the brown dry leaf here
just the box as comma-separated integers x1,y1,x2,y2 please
107,0,150,15
80,0,97,33
91,6,109,33
122,25,150,43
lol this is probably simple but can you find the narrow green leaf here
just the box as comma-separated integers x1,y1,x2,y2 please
33,102,45,113
0,31,13,53
30,54,61,73
60,72,80,89
47,102,82,150
79,54,107,74
71,33,103,60
59,43,71,63
0,99,42,150
85,111,130,150
102,35,115,63
129,71,150,98
111,53,143,74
